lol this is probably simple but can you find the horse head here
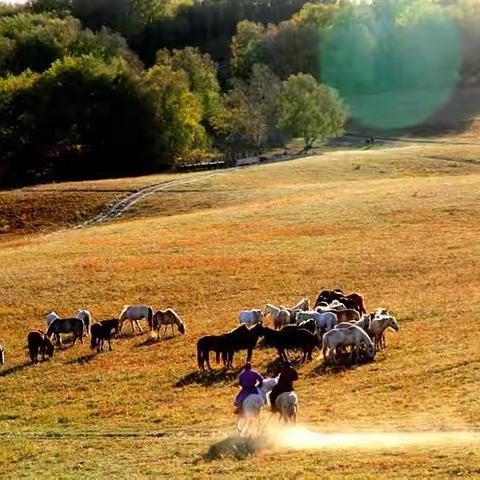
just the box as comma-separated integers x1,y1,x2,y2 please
386,316,399,332
178,322,186,335
43,336,55,357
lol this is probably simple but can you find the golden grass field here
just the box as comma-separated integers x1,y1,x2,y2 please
1,140,480,478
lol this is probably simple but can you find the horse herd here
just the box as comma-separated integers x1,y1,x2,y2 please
197,288,399,370
0,305,186,365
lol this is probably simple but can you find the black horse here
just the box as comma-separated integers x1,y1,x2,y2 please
90,319,120,352
196,323,264,371
27,330,55,363
261,325,317,364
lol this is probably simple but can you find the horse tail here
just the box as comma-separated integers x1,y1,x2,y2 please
148,307,153,330
90,333,97,350
197,344,204,370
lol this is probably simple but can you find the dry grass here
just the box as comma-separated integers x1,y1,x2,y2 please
1,143,480,477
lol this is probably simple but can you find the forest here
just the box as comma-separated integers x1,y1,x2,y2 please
0,0,478,186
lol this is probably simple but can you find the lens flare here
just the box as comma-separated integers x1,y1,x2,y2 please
321,4,461,129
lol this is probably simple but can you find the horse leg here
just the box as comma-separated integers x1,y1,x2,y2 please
108,338,112,351
171,324,175,337
247,348,253,363
206,351,213,371
136,320,143,332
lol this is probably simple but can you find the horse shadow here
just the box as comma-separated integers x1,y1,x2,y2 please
65,353,97,365
311,355,375,377
0,361,31,377
174,369,239,388
135,337,159,348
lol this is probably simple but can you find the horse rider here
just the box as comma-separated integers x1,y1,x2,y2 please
233,362,264,414
269,360,298,412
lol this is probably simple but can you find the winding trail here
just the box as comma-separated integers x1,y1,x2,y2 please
76,171,225,228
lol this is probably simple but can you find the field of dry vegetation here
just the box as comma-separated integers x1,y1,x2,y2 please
1,140,480,478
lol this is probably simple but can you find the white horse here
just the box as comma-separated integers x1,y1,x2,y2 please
239,309,263,326
237,376,279,436
275,392,298,424
322,325,375,364
263,304,290,330
296,311,337,341
152,309,186,338
76,309,92,337
370,314,399,350
291,298,309,311
45,311,60,328
119,305,154,332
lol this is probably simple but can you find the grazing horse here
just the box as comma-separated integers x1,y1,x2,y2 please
239,309,263,326
0,344,4,365
152,309,186,338
46,318,84,346
119,305,154,332
370,315,399,350
27,331,54,363
275,392,298,424
76,309,92,337
261,325,317,364
237,376,279,436
264,304,290,330
90,319,120,352
322,325,375,364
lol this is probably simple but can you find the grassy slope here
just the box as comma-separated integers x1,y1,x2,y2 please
1,144,480,477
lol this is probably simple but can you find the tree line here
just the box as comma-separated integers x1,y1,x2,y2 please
0,0,478,186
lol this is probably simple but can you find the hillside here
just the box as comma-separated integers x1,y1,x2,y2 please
1,143,480,477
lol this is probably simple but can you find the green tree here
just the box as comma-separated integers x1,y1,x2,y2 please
230,20,266,78
223,63,282,151
145,64,208,165
278,73,346,150
155,47,222,128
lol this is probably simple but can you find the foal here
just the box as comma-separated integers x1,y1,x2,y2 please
27,331,55,363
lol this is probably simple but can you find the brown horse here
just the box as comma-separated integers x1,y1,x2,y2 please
90,319,120,352
315,289,366,314
28,331,54,363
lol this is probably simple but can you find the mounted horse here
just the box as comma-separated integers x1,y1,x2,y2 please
237,376,279,436
119,305,154,332
28,331,54,363
46,318,84,346
90,319,120,352
152,309,186,338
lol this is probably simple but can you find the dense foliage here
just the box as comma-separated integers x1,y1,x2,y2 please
0,0,478,186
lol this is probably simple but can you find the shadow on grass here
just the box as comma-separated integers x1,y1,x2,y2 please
0,361,31,377
65,353,97,365
203,435,270,461
174,369,239,388
311,354,375,377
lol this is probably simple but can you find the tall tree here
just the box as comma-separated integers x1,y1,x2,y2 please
278,73,346,150
230,20,266,78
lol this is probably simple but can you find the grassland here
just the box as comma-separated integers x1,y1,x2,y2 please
1,141,480,478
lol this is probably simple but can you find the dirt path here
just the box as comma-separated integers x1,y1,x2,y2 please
76,172,225,228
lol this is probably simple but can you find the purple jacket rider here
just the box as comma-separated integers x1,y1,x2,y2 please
234,365,264,408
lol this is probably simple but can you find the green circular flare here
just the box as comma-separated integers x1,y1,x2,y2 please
321,6,461,130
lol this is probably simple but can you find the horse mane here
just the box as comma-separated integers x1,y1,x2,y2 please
166,308,182,325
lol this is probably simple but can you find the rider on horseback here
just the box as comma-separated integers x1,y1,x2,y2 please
234,362,264,414
269,360,298,412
